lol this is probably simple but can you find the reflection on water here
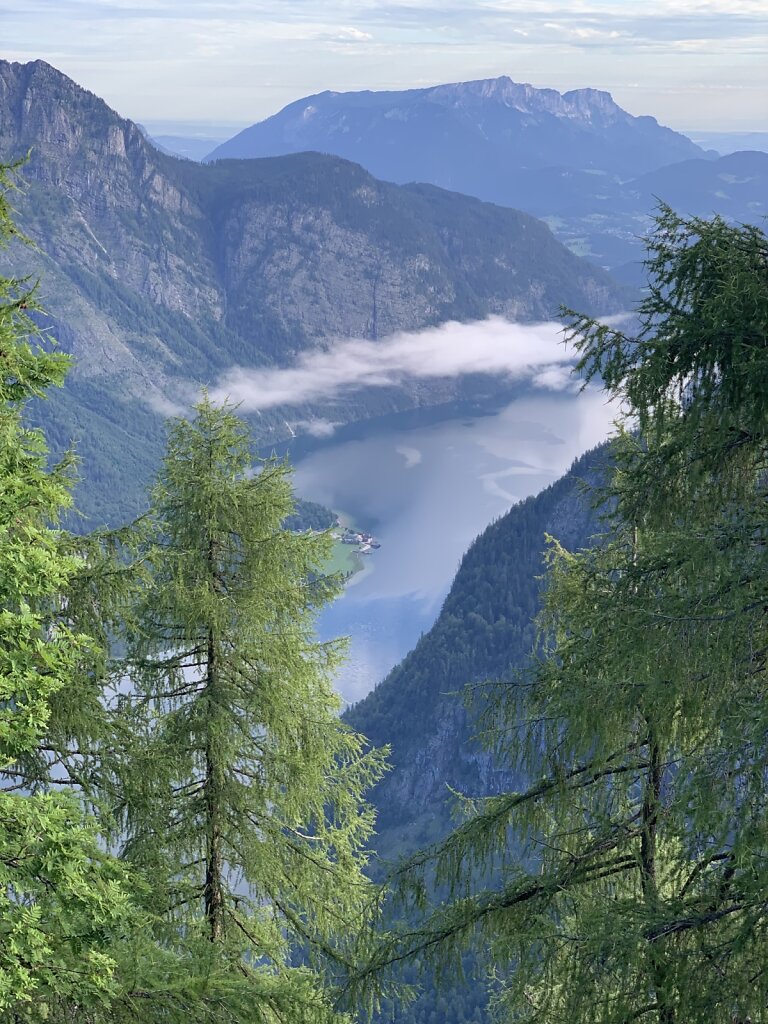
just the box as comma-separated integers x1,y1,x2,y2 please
292,389,615,703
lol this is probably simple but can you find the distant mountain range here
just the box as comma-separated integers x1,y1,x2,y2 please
207,77,704,180
499,149,768,281
687,130,768,156
207,78,767,280
0,60,627,524
145,133,225,162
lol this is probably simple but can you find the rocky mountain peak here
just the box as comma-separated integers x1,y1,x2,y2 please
0,58,149,175
424,76,626,124
561,86,623,121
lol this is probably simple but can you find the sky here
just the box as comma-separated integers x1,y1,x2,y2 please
3,0,767,134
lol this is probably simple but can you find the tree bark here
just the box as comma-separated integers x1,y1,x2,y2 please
641,726,675,1024
203,531,226,943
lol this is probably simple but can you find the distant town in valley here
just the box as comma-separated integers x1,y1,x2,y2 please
336,525,381,555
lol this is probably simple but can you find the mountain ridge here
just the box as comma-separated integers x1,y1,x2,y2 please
200,74,768,280
206,74,706,179
0,59,628,524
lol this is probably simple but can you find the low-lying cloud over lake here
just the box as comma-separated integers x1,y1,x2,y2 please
209,317,579,412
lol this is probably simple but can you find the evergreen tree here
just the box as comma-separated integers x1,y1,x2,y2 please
352,211,768,1022
0,162,283,1024
0,162,140,1021
116,397,387,1022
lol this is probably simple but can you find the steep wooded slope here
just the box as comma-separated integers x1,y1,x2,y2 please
344,445,610,1024
345,444,609,854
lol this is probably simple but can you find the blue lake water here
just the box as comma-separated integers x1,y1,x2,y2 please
291,388,615,704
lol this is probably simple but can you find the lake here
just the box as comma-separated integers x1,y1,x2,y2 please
290,388,616,704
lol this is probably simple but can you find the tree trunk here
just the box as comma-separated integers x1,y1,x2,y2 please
203,530,226,942
204,735,225,939
641,727,674,1024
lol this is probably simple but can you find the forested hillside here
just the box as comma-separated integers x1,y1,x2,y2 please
346,442,609,853
0,165,389,1019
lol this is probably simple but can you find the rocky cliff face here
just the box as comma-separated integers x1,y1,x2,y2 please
428,78,625,125
0,60,628,522
0,60,217,319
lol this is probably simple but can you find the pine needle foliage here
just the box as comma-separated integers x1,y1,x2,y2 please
0,160,389,1024
0,159,142,1021
115,397,388,1022
350,211,768,1023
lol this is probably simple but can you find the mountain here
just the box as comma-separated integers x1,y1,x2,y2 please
345,443,608,857
632,149,768,220
207,76,705,182
605,150,768,282
504,149,768,283
0,60,628,525
206,78,768,279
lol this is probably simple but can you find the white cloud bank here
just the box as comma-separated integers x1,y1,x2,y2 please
209,316,580,413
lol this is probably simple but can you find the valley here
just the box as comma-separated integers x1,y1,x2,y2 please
0,41,766,1024
288,387,616,703
0,58,627,526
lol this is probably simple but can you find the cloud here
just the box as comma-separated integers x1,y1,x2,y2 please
358,0,767,45
295,418,341,437
208,317,577,413
532,364,580,392
335,26,374,41
144,391,190,418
